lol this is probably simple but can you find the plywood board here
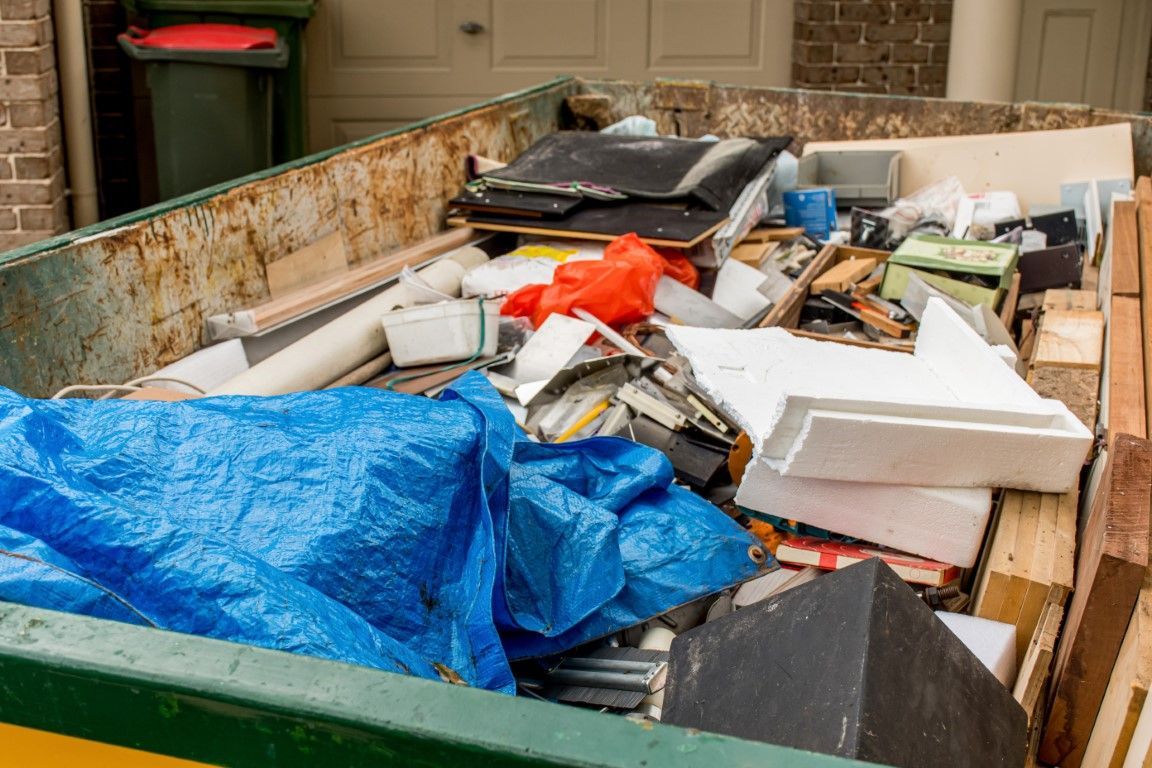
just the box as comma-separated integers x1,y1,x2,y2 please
265,231,349,299
1041,435,1152,768
803,123,1135,211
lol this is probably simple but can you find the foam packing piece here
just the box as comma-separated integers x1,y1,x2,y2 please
936,612,1017,688
669,298,1091,492
737,461,991,567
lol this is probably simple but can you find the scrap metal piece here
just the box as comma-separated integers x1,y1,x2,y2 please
617,384,686,431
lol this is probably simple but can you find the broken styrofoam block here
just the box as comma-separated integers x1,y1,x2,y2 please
737,461,992,568
668,298,1091,492
936,612,1017,688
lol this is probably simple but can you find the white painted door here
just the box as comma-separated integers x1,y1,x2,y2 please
305,0,793,150
1014,0,1151,110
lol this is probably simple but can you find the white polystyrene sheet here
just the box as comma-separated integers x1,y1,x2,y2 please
669,298,1092,492
936,612,1017,687
737,461,992,567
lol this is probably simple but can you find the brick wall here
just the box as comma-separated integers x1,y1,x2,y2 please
792,0,953,97
0,0,66,249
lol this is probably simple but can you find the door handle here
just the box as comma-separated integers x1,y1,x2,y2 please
459,20,485,34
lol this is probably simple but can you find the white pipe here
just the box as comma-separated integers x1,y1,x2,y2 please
635,626,676,718
52,0,100,227
210,248,490,396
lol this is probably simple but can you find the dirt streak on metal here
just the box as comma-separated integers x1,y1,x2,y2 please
0,84,573,397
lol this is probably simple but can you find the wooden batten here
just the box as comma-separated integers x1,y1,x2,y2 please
1136,177,1152,439
1041,435,1152,768
972,491,1076,668
1027,309,1105,431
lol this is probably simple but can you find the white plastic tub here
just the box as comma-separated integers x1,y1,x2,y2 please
380,299,500,367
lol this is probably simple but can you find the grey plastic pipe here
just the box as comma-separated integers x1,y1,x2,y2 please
210,247,489,396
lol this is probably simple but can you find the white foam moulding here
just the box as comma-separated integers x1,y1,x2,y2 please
669,298,1092,493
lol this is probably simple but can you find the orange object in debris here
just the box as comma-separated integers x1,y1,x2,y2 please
501,232,664,328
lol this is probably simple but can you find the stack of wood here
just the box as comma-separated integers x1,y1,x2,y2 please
1035,176,1152,768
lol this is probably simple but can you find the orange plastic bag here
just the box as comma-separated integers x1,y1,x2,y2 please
501,233,665,328
658,247,699,290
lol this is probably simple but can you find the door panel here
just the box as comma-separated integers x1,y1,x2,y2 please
1014,0,1124,106
306,0,794,152
649,0,761,69
491,0,607,70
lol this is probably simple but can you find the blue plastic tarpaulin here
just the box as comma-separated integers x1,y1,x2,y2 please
0,373,765,692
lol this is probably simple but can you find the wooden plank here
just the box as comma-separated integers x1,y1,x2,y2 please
743,226,804,242
1112,200,1141,297
973,490,1024,623
1042,288,1098,311
1136,177,1152,440
758,244,890,330
730,241,776,266
759,243,837,329
1123,695,1152,767
1083,586,1152,768
1028,309,1105,430
265,231,348,299
1107,296,1148,440
206,228,478,339
1041,435,1152,768
971,491,1076,668
1015,599,1065,720
999,271,1022,329
810,258,876,294
1031,310,1106,369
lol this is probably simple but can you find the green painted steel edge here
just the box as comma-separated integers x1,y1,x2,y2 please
0,602,875,767
0,75,578,270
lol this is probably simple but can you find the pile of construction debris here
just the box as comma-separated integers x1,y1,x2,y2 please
9,115,1152,768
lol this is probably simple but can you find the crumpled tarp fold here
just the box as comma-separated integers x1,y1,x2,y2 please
0,373,764,692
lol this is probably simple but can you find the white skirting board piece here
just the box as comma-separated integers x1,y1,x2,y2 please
736,461,992,567
668,298,1092,492
936,612,1017,688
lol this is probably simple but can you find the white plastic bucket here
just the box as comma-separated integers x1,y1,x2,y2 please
380,299,499,367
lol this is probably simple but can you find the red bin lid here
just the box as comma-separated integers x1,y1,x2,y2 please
124,23,278,51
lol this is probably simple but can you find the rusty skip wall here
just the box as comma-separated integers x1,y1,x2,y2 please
3,77,1152,397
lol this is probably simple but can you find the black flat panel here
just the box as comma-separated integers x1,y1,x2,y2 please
484,133,791,211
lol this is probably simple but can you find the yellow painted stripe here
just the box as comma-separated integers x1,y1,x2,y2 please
0,723,213,767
